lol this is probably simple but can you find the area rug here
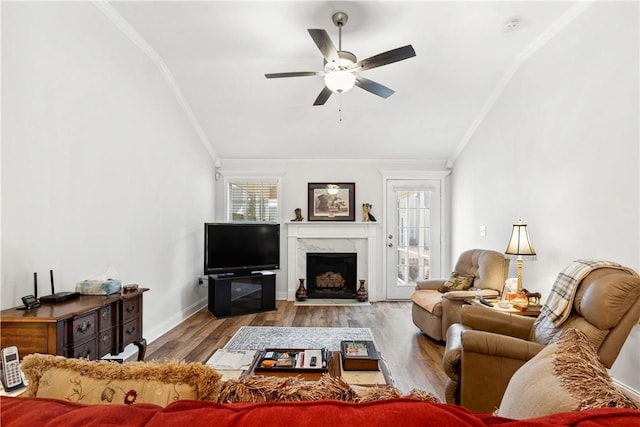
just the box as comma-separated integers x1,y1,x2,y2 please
223,326,375,351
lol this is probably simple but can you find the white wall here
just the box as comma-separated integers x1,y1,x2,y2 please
451,3,639,391
4,0,636,391
1,2,216,343
214,158,447,300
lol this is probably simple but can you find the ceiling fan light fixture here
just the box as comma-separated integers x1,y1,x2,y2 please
264,11,416,105
324,70,355,93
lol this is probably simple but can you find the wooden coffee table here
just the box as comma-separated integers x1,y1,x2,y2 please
215,350,394,387
333,351,395,387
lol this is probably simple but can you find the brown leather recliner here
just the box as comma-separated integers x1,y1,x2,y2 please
411,249,509,341
442,265,640,413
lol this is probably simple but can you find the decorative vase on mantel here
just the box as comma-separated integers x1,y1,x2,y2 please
356,279,368,302
295,278,307,301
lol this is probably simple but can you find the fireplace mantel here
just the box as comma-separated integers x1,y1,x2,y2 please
286,222,380,302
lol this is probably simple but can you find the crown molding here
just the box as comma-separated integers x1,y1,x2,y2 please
448,1,594,166
92,1,217,162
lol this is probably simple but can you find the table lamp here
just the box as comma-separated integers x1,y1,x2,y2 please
505,220,536,293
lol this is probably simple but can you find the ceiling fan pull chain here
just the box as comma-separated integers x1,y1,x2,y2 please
338,95,343,122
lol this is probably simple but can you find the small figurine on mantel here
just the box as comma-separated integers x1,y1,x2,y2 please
362,203,377,222
292,208,304,222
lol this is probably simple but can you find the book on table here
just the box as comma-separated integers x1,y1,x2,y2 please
513,303,542,314
251,348,329,379
340,340,380,371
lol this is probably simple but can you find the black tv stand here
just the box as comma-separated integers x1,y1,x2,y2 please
211,271,265,279
212,273,235,279
208,271,276,318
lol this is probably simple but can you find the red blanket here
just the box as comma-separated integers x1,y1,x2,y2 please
1,396,639,426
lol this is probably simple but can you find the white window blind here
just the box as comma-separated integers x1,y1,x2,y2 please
227,180,279,222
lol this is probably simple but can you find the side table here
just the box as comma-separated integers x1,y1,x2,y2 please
464,298,541,317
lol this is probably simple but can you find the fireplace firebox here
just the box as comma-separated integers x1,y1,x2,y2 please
306,252,357,299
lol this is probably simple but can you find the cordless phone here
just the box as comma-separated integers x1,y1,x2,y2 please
1,346,25,392
21,294,40,310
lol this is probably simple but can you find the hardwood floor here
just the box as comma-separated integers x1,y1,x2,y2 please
145,300,447,400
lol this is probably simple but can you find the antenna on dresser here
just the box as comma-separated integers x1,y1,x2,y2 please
33,272,38,298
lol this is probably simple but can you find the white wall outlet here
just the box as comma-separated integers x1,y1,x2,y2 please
479,225,487,237
197,275,208,288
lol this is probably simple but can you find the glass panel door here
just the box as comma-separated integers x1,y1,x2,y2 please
386,180,441,299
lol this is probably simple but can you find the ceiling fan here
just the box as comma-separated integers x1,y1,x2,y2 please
265,12,416,106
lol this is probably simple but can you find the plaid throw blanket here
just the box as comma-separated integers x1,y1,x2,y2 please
539,259,633,326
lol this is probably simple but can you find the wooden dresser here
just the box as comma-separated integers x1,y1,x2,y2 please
0,289,148,361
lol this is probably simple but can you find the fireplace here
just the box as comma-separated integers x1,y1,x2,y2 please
306,253,357,299
286,222,379,302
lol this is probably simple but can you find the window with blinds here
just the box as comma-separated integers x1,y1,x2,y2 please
227,180,279,222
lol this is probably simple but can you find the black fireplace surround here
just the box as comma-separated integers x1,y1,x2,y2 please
306,252,357,299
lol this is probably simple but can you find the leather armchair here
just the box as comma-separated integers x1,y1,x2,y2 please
443,266,640,413
411,249,509,341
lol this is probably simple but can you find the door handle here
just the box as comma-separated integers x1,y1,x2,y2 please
388,243,393,247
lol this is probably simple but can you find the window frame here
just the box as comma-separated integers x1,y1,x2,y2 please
223,175,282,223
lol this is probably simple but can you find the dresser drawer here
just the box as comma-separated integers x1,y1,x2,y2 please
122,319,141,347
98,327,117,356
70,338,97,360
72,312,97,344
98,304,115,331
122,296,141,323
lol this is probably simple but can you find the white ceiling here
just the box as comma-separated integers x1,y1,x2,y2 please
107,1,579,161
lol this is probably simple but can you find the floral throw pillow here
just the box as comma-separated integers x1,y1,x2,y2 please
438,272,475,293
20,354,222,406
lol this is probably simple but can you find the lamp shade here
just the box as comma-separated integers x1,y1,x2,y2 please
324,70,355,93
505,221,536,256
505,220,536,293
504,221,536,256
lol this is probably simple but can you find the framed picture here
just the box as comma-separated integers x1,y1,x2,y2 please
307,182,356,221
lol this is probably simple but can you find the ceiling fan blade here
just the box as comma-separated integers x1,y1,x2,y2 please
308,29,339,63
355,76,395,99
352,45,416,71
313,86,333,106
265,71,322,79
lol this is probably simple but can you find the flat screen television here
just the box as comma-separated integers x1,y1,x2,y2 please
204,222,280,275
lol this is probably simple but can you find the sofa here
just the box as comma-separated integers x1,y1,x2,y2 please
3,339,639,426
2,395,639,426
411,249,509,341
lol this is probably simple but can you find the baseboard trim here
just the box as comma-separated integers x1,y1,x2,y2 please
613,378,640,403
145,296,208,344
110,297,208,362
